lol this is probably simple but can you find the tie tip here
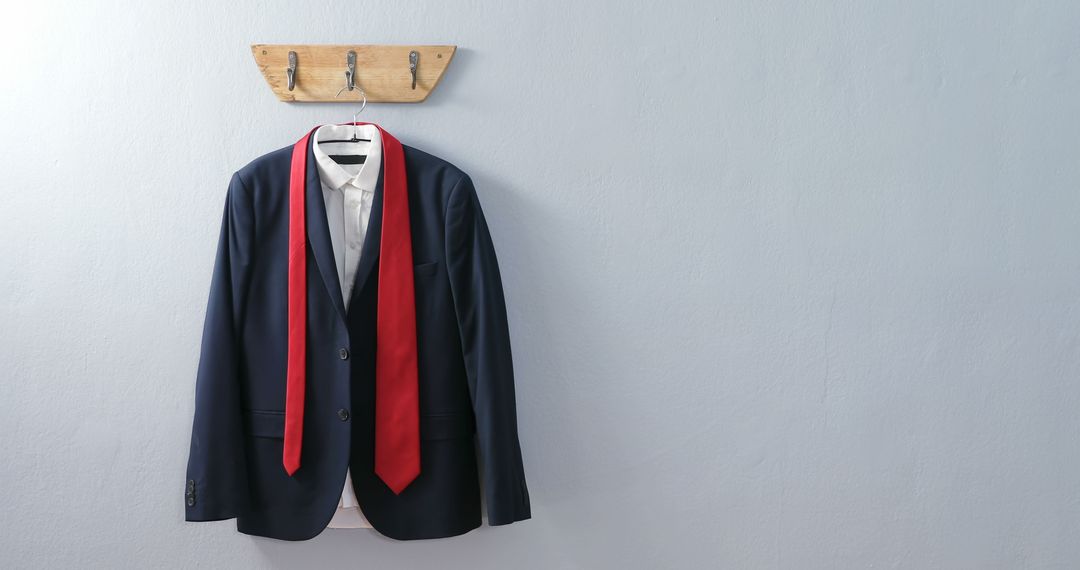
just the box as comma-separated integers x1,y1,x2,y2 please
377,470,420,495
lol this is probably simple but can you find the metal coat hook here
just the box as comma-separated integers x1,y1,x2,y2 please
286,51,297,91
336,50,358,97
409,51,419,90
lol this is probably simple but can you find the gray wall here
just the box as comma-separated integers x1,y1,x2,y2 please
2,1,1078,568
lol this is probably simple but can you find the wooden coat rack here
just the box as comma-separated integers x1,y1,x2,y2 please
251,44,457,103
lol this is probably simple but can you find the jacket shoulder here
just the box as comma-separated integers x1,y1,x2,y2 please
402,144,474,215
403,144,470,184
233,144,293,188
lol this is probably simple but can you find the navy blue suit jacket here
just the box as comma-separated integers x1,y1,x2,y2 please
184,136,531,540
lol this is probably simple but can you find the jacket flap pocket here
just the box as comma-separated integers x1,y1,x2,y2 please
420,413,476,441
243,409,285,439
242,410,472,440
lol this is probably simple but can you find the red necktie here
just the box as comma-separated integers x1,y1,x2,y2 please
283,123,421,496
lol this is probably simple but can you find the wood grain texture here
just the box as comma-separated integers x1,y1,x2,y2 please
251,44,456,102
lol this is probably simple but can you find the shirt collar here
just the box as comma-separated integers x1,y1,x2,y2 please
312,123,383,191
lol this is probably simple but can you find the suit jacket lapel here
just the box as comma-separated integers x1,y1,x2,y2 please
303,137,348,322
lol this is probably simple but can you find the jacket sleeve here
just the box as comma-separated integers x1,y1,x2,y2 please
444,173,532,526
184,172,255,522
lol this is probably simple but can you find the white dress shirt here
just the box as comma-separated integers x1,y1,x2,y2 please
312,123,383,529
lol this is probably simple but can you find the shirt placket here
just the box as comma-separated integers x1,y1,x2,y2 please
341,183,365,304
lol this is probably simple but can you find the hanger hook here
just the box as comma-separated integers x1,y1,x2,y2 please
352,91,367,116
334,85,367,139
351,96,367,138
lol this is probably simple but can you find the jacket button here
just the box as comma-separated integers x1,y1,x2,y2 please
187,496,195,507
337,408,350,421
338,348,350,360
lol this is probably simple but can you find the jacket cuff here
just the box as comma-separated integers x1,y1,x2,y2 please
184,478,241,522
487,476,532,526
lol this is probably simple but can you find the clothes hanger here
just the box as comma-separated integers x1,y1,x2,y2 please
318,86,370,165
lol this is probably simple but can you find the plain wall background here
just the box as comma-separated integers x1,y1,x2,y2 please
2,1,1078,568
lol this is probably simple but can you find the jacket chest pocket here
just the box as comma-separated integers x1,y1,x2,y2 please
413,260,438,278
411,261,444,321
